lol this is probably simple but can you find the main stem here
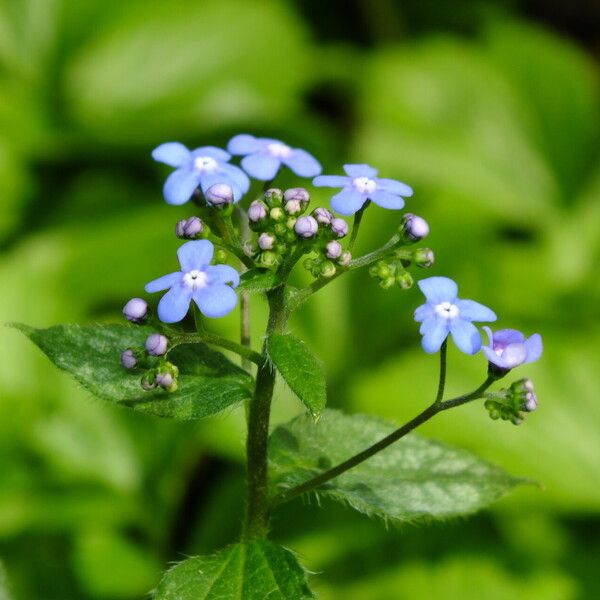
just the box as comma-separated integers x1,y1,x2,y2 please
242,285,288,539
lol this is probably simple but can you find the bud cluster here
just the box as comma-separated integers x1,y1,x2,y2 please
369,260,414,290
484,378,537,425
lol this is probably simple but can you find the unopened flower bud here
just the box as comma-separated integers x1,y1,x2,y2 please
413,248,435,268
145,333,168,356
274,223,287,236
205,183,234,206
270,207,285,222
156,372,173,388
258,233,275,250
312,207,333,225
325,241,343,259
338,251,352,267
523,392,537,412
248,200,268,222
284,187,310,206
396,271,414,290
402,213,430,242
176,216,205,239
284,199,303,215
155,364,179,392
121,349,138,370
264,188,283,207
123,298,148,323
259,251,280,267
330,218,348,238
294,216,319,238
214,248,228,263
141,370,157,391
320,261,337,278
380,276,396,290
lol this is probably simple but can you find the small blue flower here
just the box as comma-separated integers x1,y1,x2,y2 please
152,142,250,205
482,328,542,371
313,164,413,216
414,276,497,354
145,240,239,323
227,134,322,181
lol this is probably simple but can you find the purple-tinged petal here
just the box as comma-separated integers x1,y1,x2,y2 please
488,328,525,346
283,149,322,177
343,164,378,178
501,343,528,367
194,285,238,318
417,277,458,304
219,163,250,195
455,299,497,323
523,334,543,363
227,134,260,155
206,264,240,288
450,320,482,354
370,190,405,210
483,345,499,364
414,303,434,322
152,142,191,167
190,146,231,162
313,175,350,187
158,286,193,323
421,320,449,353
241,153,281,180
482,326,494,347
145,272,181,293
376,178,413,197
177,240,214,272
330,188,368,216
163,168,202,205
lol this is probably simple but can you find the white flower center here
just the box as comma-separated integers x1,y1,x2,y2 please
193,156,218,173
182,269,208,291
434,301,459,320
266,142,292,158
353,177,377,194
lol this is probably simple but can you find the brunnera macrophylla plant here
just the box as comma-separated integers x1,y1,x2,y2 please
16,133,543,599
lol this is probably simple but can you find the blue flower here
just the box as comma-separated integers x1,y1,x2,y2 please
227,134,321,181
152,142,250,205
482,327,542,371
414,277,497,354
145,240,239,323
313,164,413,216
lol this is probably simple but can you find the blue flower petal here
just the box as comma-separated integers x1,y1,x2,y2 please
376,178,413,197
194,284,238,318
283,149,322,177
152,142,191,167
523,334,543,363
158,286,193,323
313,175,350,187
450,320,482,354
190,146,231,162
206,264,240,288
414,303,434,322
343,164,378,178
177,240,214,272
241,153,281,180
489,328,525,345
227,134,259,155
330,188,368,216
370,190,405,210
421,319,449,353
219,163,250,195
502,344,528,367
163,168,202,205
455,299,497,322
145,272,181,293
417,277,458,304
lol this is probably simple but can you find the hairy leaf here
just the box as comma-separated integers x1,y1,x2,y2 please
14,323,252,419
268,333,326,418
153,540,315,599
270,410,526,522
237,269,279,294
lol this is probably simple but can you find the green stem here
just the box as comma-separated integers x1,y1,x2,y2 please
435,340,447,403
271,375,496,507
169,332,263,366
348,201,370,251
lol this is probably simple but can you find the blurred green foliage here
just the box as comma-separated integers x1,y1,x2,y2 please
0,0,599,598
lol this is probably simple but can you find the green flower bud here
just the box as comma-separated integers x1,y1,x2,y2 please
379,276,396,290
214,248,228,263
320,260,337,278
413,248,435,268
270,207,285,222
264,188,284,207
259,251,280,268
396,271,414,290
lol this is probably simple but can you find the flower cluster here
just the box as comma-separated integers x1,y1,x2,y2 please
484,379,538,425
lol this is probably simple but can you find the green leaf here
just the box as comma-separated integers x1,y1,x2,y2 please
0,561,13,600
269,410,526,522
237,269,279,294
268,333,326,418
14,323,253,420
153,540,315,599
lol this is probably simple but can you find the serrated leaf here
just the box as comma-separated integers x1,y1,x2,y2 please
269,410,526,522
153,540,315,599
14,323,253,420
268,333,326,418
237,269,279,294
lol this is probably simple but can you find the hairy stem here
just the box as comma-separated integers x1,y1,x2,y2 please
435,340,448,403
271,375,496,507
348,201,370,251
169,332,262,365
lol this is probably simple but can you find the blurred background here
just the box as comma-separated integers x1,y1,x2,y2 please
1,0,599,598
